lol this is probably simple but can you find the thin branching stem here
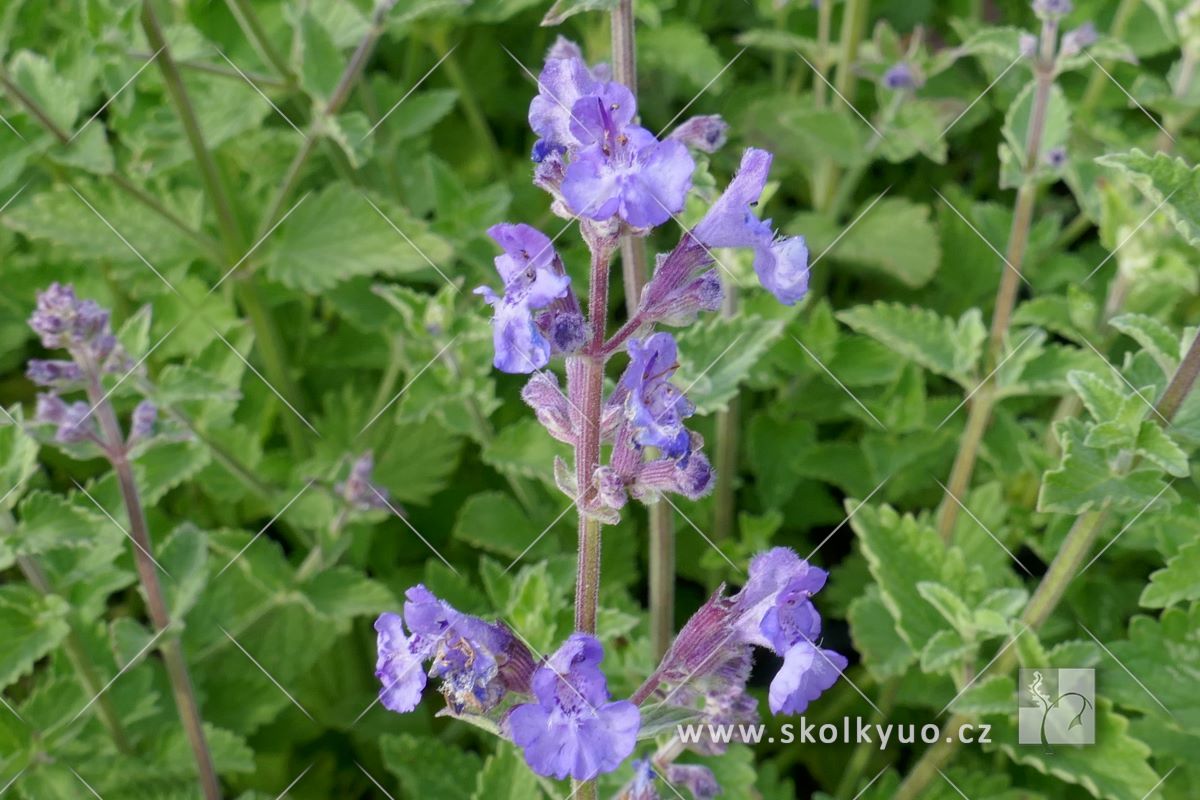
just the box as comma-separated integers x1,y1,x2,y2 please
936,20,1058,540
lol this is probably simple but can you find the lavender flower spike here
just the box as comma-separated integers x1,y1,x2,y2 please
475,223,575,373
508,633,639,780
693,149,810,306
375,586,534,715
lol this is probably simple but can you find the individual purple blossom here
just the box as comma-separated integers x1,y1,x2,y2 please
529,49,616,156
668,114,729,153
562,95,695,229
1044,146,1068,168
475,223,578,373
625,759,659,799
1019,32,1039,58
508,633,639,780
1060,21,1097,56
666,764,721,800
26,359,84,387
374,585,534,715
128,400,157,441
620,334,694,458
35,393,95,444
692,149,810,306
882,62,918,90
1033,0,1072,19
336,452,390,510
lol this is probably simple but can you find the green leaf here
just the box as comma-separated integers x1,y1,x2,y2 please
541,0,616,25
453,491,561,560
1135,420,1189,477
302,566,395,620
471,744,542,800
949,675,1014,714
837,302,984,386
675,313,788,414
481,418,571,488
159,525,208,621
0,585,70,689
295,11,343,104
381,733,481,800
1108,603,1200,727
1110,314,1180,375
8,50,83,130
376,88,458,141
920,629,972,673
1140,539,1200,608
0,414,37,513
847,586,915,680
1000,81,1070,188
1039,419,1174,514
1099,150,1200,246
828,198,941,287
640,23,726,92
11,491,101,556
1068,371,1129,423
262,184,454,292
917,581,974,634
994,701,1160,800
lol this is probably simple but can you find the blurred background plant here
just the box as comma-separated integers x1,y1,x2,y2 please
0,0,1198,798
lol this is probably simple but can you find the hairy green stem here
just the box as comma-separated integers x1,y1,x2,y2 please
834,679,898,800
88,382,221,799
936,25,1057,540
223,0,295,84
814,0,869,211
813,0,833,105
257,0,398,237
0,511,134,754
895,330,1200,800
712,285,740,542
141,1,311,457
1078,0,1141,117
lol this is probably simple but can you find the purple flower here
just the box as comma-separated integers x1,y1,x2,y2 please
26,359,84,387
667,764,721,800
35,393,94,444
336,452,390,510
1033,0,1072,19
529,52,612,156
882,62,917,90
129,400,157,441
620,333,694,458
1019,32,1039,58
374,586,534,715
693,149,810,305
508,633,639,781
28,283,127,371
521,372,575,444
562,96,694,229
627,760,658,800
1060,21,1097,56
475,223,575,373
1044,146,1068,168
668,114,729,153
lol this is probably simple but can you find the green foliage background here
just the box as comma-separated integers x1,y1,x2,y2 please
1,0,1199,798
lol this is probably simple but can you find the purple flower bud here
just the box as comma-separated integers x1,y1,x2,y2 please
666,764,721,800
1044,146,1068,168
336,452,390,510
475,224,574,373
693,149,810,306
26,359,83,387
508,633,640,780
644,269,724,327
882,62,918,90
668,115,730,153
1019,32,1039,58
28,283,128,378
521,371,575,443
375,586,534,716
36,393,94,444
538,309,587,355
626,760,659,799
1033,0,1072,20
546,35,584,63
1060,21,1098,56
129,400,157,440
29,283,78,348
594,466,629,510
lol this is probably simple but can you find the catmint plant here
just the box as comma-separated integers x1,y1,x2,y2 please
26,283,222,799
373,39,840,792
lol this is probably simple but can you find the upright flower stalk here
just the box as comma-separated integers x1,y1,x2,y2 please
27,286,221,800
936,5,1066,539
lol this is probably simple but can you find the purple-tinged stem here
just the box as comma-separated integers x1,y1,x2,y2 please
87,381,221,800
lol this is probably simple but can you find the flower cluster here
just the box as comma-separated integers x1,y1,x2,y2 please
636,548,845,736
375,594,639,782
26,284,151,449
